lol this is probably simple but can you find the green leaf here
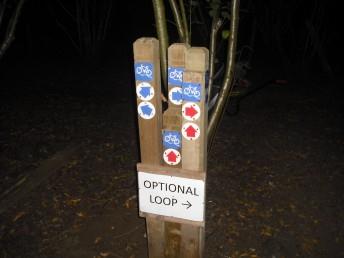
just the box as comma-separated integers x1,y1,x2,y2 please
222,30,230,39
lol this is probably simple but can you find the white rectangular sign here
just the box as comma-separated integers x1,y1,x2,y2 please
138,171,205,222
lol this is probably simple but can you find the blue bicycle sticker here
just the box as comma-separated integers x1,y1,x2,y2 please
163,130,181,149
168,67,184,86
135,62,154,81
182,82,201,102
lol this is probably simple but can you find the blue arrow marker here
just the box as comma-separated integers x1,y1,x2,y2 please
172,90,182,102
141,104,153,116
140,87,151,98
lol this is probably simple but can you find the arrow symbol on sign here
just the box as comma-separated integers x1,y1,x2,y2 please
141,104,153,116
166,150,177,162
185,106,198,118
182,200,192,209
185,125,197,137
139,87,151,98
171,90,182,102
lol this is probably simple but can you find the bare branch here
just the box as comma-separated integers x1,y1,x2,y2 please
207,9,223,104
178,0,189,44
55,18,81,55
0,0,26,60
208,0,240,150
55,0,77,22
0,0,9,27
152,0,169,93
168,0,186,43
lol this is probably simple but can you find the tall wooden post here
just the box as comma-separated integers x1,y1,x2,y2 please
133,38,165,257
163,43,188,257
134,38,209,258
180,47,209,258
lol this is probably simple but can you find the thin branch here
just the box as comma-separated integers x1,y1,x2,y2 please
166,19,177,26
168,0,186,43
96,1,105,41
0,0,9,27
84,0,92,57
101,0,112,40
91,0,97,53
178,0,189,44
113,224,143,240
207,15,223,104
208,0,240,150
76,0,82,56
55,18,81,55
55,0,77,22
0,0,25,59
152,0,169,93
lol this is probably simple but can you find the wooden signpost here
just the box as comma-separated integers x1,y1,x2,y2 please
133,37,209,258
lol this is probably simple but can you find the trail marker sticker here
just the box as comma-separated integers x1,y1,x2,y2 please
138,101,156,119
163,148,181,165
138,171,205,222
182,122,200,141
163,131,181,149
168,67,184,86
136,82,154,101
182,102,201,121
168,87,183,105
182,82,201,102
135,62,153,81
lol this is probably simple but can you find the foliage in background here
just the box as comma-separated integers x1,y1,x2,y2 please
151,0,333,151
152,0,240,150
252,0,333,76
52,0,113,63
0,0,26,60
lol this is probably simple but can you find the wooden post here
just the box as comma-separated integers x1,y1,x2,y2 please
180,47,209,258
133,38,165,258
163,43,188,257
134,38,209,258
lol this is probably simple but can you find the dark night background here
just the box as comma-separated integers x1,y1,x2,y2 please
0,1,343,258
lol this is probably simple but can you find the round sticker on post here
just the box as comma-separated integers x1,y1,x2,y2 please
138,101,156,120
182,102,201,121
182,122,200,141
163,148,181,165
136,82,154,101
168,87,183,105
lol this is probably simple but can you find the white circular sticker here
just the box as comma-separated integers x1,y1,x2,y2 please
163,148,181,165
136,82,154,101
138,101,156,119
168,87,183,105
182,122,200,141
182,102,201,121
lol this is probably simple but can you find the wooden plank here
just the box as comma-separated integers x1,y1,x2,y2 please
140,212,205,227
163,43,188,258
180,47,209,258
146,216,165,257
133,37,165,258
137,163,206,180
133,38,163,165
182,47,209,171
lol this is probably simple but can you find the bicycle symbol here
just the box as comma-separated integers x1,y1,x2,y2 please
136,64,153,79
183,85,201,98
164,134,180,146
169,69,183,82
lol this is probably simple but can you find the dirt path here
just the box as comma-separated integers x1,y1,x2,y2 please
0,63,343,257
